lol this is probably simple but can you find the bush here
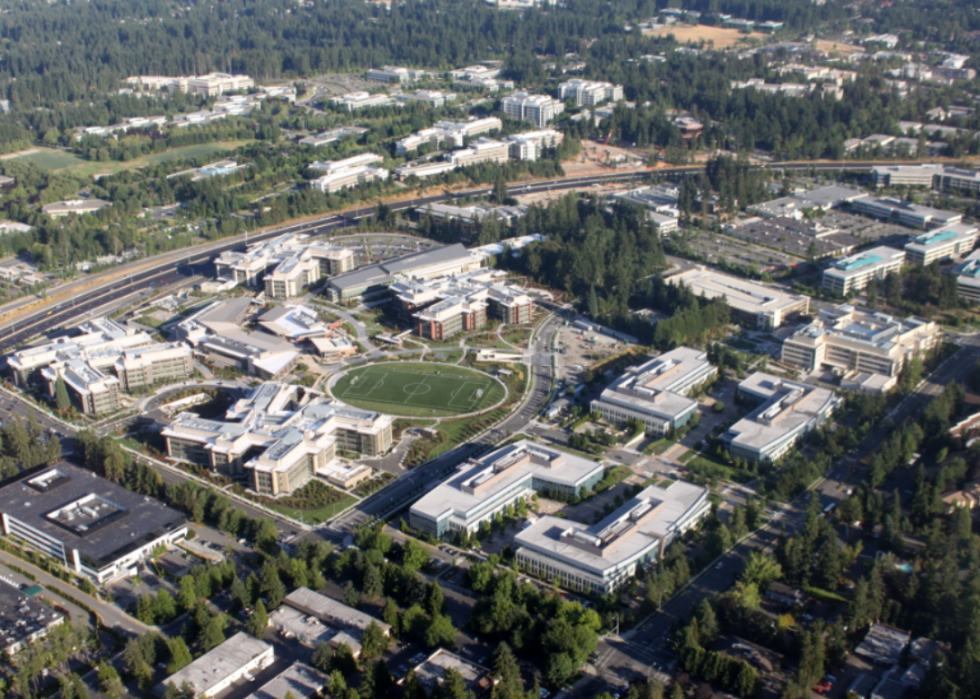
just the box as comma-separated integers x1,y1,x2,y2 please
712,401,725,413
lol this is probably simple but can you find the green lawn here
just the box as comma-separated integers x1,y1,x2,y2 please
331,362,506,417
644,438,677,455
8,149,85,170
264,496,357,525
144,143,239,164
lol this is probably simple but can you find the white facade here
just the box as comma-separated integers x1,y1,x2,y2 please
501,92,564,128
822,246,906,295
558,79,624,106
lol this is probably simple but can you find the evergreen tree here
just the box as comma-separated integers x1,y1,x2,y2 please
167,638,193,674
361,620,388,659
428,583,445,615
246,599,269,637
54,376,71,411
587,284,599,319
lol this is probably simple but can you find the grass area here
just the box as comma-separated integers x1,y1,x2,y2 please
657,478,674,488
5,142,254,178
331,362,506,417
802,586,849,604
136,314,164,329
726,338,758,351
680,450,750,483
595,465,632,491
644,438,677,455
429,408,510,458
264,496,357,525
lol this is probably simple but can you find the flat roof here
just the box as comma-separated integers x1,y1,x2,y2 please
828,245,905,275
411,440,604,522
245,663,330,699
0,463,186,571
0,580,64,651
157,632,273,697
284,587,391,635
667,267,809,315
412,649,492,695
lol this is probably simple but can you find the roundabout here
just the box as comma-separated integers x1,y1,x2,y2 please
328,361,507,418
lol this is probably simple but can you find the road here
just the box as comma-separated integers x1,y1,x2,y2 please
591,341,979,687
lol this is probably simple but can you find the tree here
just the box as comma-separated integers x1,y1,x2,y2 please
199,613,227,651
167,637,193,673
136,594,156,624
545,652,574,686
344,580,360,608
328,670,347,698
424,613,457,648
587,284,599,319
363,564,383,600
428,582,445,615
361,620,389,659
260,561,286,609
382,597,400,636
154,589,177,622
401,539,429,571
433,667,475,699
55,376,71,411
312,642,333,673
231,576,249,610
694,599,718,645
402,604,429,639
403,671,428,699
741,550,783,591
491,642,524,699
247,599,268,637
867,276,879,309
254,518,279,550
98,661,124,699
332,642,358,677
178,575,197,611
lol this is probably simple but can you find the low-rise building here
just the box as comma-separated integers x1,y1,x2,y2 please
163,383,391,495
506,130,564,160
329,91,396,112
558,79,624,106
42,199,110,218
365,66,428,84
0,463,188,584
855,623,911,666
951,249,980,302
516,479,710,593
397,89,456,107
257,305,334,340
590,347,716,437
721,373,842,464
410,441,605,538
903,223,980,265
271,587,390,657
153,632,274,698
403,649,495,696
449,138,510,167
0,580,65,655
746,185,868,219
666,267,810,329
851,196,962,229
244,663,330,699
781,304,940,380
822,245,907,295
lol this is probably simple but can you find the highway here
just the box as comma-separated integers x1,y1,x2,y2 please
0,160,897,351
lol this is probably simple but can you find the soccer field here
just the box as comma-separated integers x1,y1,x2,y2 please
331,363,506,417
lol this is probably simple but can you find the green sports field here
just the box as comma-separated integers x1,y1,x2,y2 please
331,362,506,417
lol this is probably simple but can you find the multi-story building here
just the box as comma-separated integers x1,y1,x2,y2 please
309,166,389,194
781,305,942,382
515,479,709,593
851,196,962,229
329,92,396,112
364,66,428,84
163,383,390,495
821,245,907,295
213,233,355,294
611,185,680,233
415,296,488,339
448,138,510,168
952,249,980,302
391,160,458,181
112,343,195,392
410,441,606,538
590,347,716,437
506,129,564,160
870,164,944,188
903,224,980,265
501,93,564,128
666,267,811,329
558,79,624,106
0,462,188,584
397,90,455,107
125,73,254,96
0,580,66,655
720,373,842,464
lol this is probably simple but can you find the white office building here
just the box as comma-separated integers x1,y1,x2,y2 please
558,79,624,106
501,93,564,128
506,130,564,161
851,196,962,229
903,223,979,265
590,347,716,437
721,373,842,464
952,249,980,302
153,632,274,698
822,245,906,295
515,479,709,593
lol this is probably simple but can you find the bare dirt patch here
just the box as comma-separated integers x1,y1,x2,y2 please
815,39,864,56
644,24,765,48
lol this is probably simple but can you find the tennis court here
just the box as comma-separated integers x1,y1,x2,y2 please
331,362,506,417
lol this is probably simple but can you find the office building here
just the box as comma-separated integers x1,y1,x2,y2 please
42,199,111,218
781,304,941,381
0,463,188,584
416,203,529,229
257,305,336,340
415,296,488,339
951,249,980,302
666,267,810,329
506,129,564,161
403,649,495,696
153,632,274,698
558,79,624,106
213,233,355,294
364,66,428,84
309,165,389,194
126,73,253,96
515,479,709,593
396,118,502,156
822,246,906,295
851,196,962,229
501,93,564,128
410,441,605,538
903,223,979,265
449,138,510,167
270,587,390,657
870,164,943,188
590,347,716,437
244,663,330,699
0,580,66,654
298,126,368,148
721,373,842,464
747,185,868,219
329,92,396,112
324,243,480,302
111,343,195,392
610,185,680,233
397,89,455,107
163,383,391,495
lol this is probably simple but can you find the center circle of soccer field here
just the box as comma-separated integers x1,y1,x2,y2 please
329,362,508,418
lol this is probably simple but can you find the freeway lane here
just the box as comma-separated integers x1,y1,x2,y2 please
0,160,905,350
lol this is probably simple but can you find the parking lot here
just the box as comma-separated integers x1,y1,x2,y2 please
818,210,912,247
672,227,805,272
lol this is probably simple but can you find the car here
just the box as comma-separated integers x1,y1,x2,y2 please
812,686,828,696
539,689,550,699
715,561,723,569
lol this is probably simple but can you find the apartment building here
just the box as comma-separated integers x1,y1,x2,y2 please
666,267,811,329
410,441,605,538
781,304,941,380
558,79,624,106
903,223,980,265
506,129,564,160
501,93,565,128
449,138,510,167
822,245,907,295
515,479,709,593
162,383,391,495
721,373,842,464
590,347,716,437
851,196,962,229
952,249,980,302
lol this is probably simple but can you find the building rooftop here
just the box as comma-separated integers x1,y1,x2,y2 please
156,632,273,697
828,246,905,274
0,462,186,571
411,441,604,521
0,579,64,652
327,244,472,293
667,267,809,316
411,649,493,695
245,663,330,699
855,623,911,666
